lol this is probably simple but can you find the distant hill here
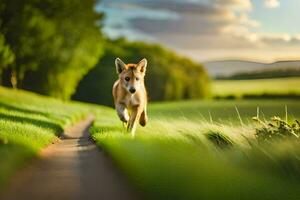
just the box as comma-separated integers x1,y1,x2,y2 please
216,68,300,80
204,60,300,78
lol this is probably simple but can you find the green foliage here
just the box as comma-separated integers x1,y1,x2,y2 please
73,38,211,105
253,116,300,142
0,34,14,75
0,0,104,99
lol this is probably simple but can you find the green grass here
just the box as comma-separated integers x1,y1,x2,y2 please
213,77,300,98
149,99,300,123
1,85,300,200
91,99,300,200
0,86,92,186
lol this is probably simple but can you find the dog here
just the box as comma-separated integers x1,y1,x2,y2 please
112,58,148,136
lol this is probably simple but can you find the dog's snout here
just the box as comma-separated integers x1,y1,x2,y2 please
129,87,136,94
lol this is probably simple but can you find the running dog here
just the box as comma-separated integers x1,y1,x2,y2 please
112,58,148,136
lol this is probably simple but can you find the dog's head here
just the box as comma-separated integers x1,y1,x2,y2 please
115,58,147,94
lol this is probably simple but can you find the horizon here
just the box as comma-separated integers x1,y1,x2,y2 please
97,0,300,62
203,57,300,63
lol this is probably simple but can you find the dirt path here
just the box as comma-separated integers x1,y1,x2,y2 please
0,116,139,200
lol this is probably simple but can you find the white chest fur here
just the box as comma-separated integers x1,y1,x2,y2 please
123,94,139,108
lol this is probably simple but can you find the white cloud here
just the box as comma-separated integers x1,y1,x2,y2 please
264,0,280,8
214,0,253,11
237,13,260,27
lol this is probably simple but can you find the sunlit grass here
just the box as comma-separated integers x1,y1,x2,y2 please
0,86,91,186
91,99,300,200
213,77,300,98
149,99,300,123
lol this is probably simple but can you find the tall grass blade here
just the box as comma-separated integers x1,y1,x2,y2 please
235,106,244,126
285,105,288,123
208,111,213,123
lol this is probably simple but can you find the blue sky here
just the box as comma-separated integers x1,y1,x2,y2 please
97,0,300,62
251,0,300,34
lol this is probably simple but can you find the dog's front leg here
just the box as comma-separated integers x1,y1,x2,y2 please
127,106,142,137
116,103,129,123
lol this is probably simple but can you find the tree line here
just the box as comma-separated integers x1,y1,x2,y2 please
73,38,210,106
216,68,300,80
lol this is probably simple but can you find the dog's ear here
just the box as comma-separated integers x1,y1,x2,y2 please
115,58,126,74
137,58,147,74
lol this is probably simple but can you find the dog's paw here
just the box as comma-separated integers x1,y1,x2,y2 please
120,116,129,123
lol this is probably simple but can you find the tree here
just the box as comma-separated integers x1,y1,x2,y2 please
0,0,104,99
0,34,14,84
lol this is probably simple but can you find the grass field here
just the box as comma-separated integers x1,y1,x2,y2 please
0,86,92,185
213,77,300,98
1,86,300,200
91,99,300,200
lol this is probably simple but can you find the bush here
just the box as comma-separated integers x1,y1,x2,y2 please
253,116,300,143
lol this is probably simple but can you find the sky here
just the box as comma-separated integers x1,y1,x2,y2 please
96,0,300,62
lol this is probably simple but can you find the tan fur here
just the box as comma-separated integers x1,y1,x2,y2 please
112,58,148,136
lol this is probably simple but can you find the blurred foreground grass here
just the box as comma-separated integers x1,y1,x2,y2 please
91,99,300,200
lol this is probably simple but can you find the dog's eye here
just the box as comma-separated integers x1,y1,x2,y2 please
125,77,130,81
136,77,139,81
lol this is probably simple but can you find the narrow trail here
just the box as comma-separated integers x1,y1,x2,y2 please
0,116,138,200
